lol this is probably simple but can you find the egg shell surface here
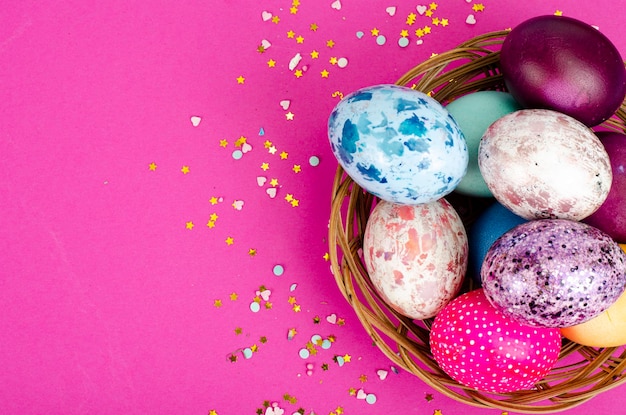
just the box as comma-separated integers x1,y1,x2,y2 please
482,219,626,328
445,91,522,197
478,109,612,221
430,289,561,393
500,15,626,127
328,84,468,205
583,132,626,242
363,198,468,319
467,201,527,285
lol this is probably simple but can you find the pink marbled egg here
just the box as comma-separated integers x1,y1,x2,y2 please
363,199,468,320
430,289,562,393
478,109,612,220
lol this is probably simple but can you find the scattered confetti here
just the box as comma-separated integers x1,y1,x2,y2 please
398,37,410,47
257,176,268,186
236,75,245,84
261,11,272,21
250,302,261,313
148,162,157,171
466,14,476,24
309,156,320,167
326,313,337,324
232,150,243,160
377,369,388,380
330,0,341,10
181,165,190,174
190,116,201,126
376,35,387,45
279,100,291,110
386,6,397,16
232,200,244,210
336,57,348,68
266,187,277,198
185,221,194,230
356,31,364,39
273,264,285,276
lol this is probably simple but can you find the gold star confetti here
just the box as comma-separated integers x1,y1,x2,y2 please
181,165,190,174
337,318,346,326
429,2,438,10
294,69,303,78
225,236,234,246
207,220,215,228
370,28,379,36
288,296,297,305
434,410,443,415
424,26,432,34
261,162,270,171
310,50,319,59
210,213,218,222
248,248,257,256
263,140,273,148
425,9,434,17
292,304,301,312
269,178,279,187
310,23,318,31
257,45,266,53
148,162,157,171
290,6,298,14
441,18,449,27
473,3,485,12
323,252,330,261
265,302,273,309
400,29,409,37
219,139,228,147
285,194,294,202
234,135,247,147
292,164,301,173
425,393,434,402
432,17,440,26
185,221,194,230
349,388,357,396
336,408,344,415
329,56,338,65
214,299,223,308
296,35,304,44
271,15,280,24
209,410,218,415
285,112,295,120
326,39,335,48
279,151,288,159
290,199,299,207
321,69,329,78
359,374,368,383
406,13,417,25
236,75,245,84
267,59,276,67
288,327,298,337
343,354,351,362
234,327,242,334
230,292,238,301
554,10,563,16
209,196,219,205
415,28,425,37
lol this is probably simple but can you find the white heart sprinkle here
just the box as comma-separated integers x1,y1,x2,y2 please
326,313,337,324
232,200,244,210
259,289,271,301
241,142,252,153
190,116,201,126
288,53,302,71
279,100,291,110
261,39,272,49
257,176,267,186
416,5,427,15
266,187,277,198
466,14,476,24
385,6,396,16
331,0,341,10
377,369,388,380
356,389,367,399
261,11,272,21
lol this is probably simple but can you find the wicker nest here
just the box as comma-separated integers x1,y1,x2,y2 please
328,30,626,413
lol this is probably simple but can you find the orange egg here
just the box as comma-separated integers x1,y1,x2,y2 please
560,243,626,347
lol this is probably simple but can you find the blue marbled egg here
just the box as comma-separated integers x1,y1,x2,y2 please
328,84,468,205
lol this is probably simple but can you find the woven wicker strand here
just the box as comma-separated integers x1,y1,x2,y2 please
328,30,626,413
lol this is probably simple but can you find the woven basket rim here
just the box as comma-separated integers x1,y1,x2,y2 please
328,30,626,413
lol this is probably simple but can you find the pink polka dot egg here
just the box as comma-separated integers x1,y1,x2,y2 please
430,289,561,393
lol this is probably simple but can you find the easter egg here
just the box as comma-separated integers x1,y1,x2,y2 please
467,201,527,284
478,109,612,221
583,132,626,242
430,289,561,393
500,15,626,127
482,219,626,328
445,91,522,197
363,198,468,319
328,84,468,205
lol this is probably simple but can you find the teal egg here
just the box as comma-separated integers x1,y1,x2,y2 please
446,91,522,197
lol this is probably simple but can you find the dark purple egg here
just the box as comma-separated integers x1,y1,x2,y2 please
481,219,626,328
500,15,626,127
584,132,626,242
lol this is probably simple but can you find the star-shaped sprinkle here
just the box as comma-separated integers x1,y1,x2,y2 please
269,178,279,187
349,388,357,396
554,10,563,16
279,151,288,159
400,29,409,37
296,35,304,43
294,69,303,78
441,18,449,27
310,50,319,59
207,220,216,229
371,28,380,36
234,327,243,334
321,69,329,78
225,236,234,246
248,248,257,256
181,165,190,174
285,112,295,120
234,136,247,147
313,315,321,324
261,162,270,171
185,221,194,230
209,196,219,205
292,164,301,173
148,162,157,171
406,13,417,25
329,56,338,65
209,410,218,415
230,292,238,301
257,45,266,53
214,299,223,308
343,354,351,362
293,304,301,312
267,59,276,67
219,139,228,147
472,3,485,12
429,2,438,10
236,75,245,84
287,30,295,38
290,6,298,14
271,15,280,24
209,213,218,222
425,393,434,402
323,252,330,261
310,23,318,31
326,39,335,48
359,374,368,383
285,194,293,202
290,199,299,207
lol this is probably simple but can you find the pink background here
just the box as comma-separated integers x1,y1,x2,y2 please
2,1,625,414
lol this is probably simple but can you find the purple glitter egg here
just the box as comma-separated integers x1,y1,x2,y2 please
481,219,626,328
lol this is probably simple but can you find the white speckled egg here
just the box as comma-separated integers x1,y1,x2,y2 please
363,198,468,320
478,109,612,220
